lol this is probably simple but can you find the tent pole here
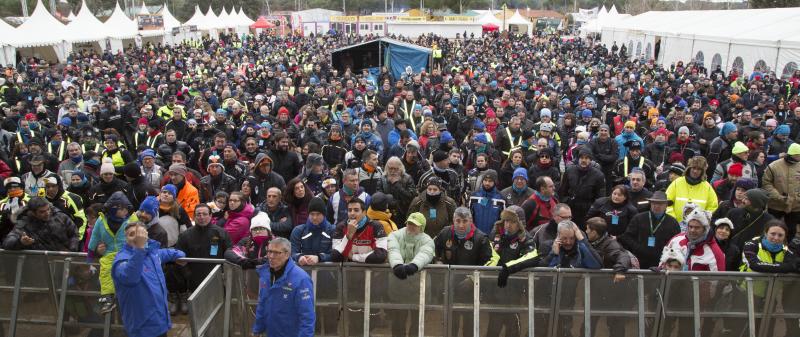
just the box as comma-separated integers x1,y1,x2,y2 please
379,41,382,69
774,44,781,78
724,42,732,74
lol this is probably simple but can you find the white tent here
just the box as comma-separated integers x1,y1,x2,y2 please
183,6,206,28
104,2,138,40
601,8,800,77
236,7,254,27
66,0,108,44
160,4,181,30
476,10,503,30
137,2,150,15
0,19,17,66
608,5,619,15
506,10,532,35
160,4,199,45
66,11,77,22
13,0,71,62
203,7,223,31
581,5,630,36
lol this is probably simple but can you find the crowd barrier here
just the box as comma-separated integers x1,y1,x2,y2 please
2,249,800,337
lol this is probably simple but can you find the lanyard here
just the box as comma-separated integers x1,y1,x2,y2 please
649,212,666,235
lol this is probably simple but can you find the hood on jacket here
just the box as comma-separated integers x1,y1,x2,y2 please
105,191,133,210
745,188,769,211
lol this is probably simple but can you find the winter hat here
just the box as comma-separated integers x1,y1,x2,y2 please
512,167,528,181
4,177,22,189
100,157,116,175
137,117,148,126
59,117,72,127
731,141,749,155
685,208,711,229
745,188,769,211
766,119,778,128
370,192,393,212
432,150,449,163
308,197,326,215
250,212,272,231
138,195,159,218
207,154,224,171
161,184,178,198
123,162,141,179
322,178,337,189
500,205,526,226
682,202,699,218
660,246,687,267
715,217,735,231
406,212,427,231
406,140,420,150
668,163,686,176
687,156,708,172
139,149,156,161
599,124,610,131
473,119,486,131
678,126,690,135
727,163,744,177
481,169,499,183
720,122,737,136
277,107,290,117
624,120,636,129
735,178,757,191
578,148,594,159
440,131,454,144
168,163,188,176
669,152,685,164
789,143,800,156
540,123,554,132
776,124,791,136
581,109,593,119
540,108,552,118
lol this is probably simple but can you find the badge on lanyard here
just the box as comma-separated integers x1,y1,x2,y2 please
611,214,620,225
647,236,656,247
210,244,219,256
429,208,437,219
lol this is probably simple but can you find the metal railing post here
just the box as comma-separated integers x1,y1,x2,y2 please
55,257,72,337
444,267,452,337
637,275,645,337
548,271,563,337
528,272,535,337
8,255,25,337
418,270,427,337
362,269,371,337
222,265,232,337
473,270,480,337
745,278,756,337
584,274,591,337
692,276,701,337
757,276,776,337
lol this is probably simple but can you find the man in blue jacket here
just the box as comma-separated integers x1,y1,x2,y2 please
469,169,506,234
290,197,335,265
253,237,316,337
112,221,185,337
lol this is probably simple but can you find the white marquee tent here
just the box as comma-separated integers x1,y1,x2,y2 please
601,7,800,78
476,10,503,30
581,4,630,36
66,0,108,45
0,18,17,66
13,0,71,62
236,7,255,27
506,10,532,35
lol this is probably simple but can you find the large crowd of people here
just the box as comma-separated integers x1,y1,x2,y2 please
1,28,800,336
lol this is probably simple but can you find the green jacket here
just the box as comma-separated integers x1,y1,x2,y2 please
387,228,435,269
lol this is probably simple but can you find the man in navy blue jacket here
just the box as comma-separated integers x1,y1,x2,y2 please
252,237,315,337
290,197,335,265
112,222,185,337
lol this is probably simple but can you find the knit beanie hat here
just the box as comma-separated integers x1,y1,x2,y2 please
138,195,159,218
775,124,790,136
731,141,749,155
745,188,769,211
123,162,141,179
512,167,528,181
161,184,178,198
685,208,711,229
250,212,272,231
100,157,115,175
727,163,743,177
308,197,326,215
720,122,737,136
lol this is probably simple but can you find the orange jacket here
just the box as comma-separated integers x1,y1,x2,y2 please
176,182,200,221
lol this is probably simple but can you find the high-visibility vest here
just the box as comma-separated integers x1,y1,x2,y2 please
739,240,786,297
102,150,125,169
623,156,645,176
16,130,33,144
48,142,66,161
502,127,522,156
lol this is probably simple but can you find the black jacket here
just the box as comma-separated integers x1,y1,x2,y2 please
728,208,775,251
588,137,619,172
199,173,239,203
2,206,79,251
586,197,639,237
619,211,680,269
269,149,302,182
589,234,633,272
434,225,494,266
174,225,232,289
88,178,133,205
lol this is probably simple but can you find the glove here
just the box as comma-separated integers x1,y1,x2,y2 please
393,264,407,279
497,264,510,288
404,263,418,276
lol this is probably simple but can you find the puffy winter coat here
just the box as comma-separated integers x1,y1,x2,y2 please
251,258,315,337
586,197,639,237
659,232,725,271
762,158,800,213
290,218,335,263
224,203,255,245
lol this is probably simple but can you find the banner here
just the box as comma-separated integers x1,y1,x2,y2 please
396,16,426,22
136,14,164,31
443,16,474,22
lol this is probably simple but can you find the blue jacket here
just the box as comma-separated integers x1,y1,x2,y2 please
112,240,185,337
547,238,602,269
290,218,335,263
469,187,506,235
387,128,418,146
252,258,315,337
614,131,644,159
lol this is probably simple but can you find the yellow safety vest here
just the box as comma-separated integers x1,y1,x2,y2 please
502,127,522,156
82,143,100,154
48,141,66,161
623,156,645,177
739,240,785,297
62,193,87,240
16,130,33,144
102,150,125,169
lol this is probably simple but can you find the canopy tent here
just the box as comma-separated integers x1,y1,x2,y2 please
0,19,17,66
601,8,800,77
580,5,630,36
137,3,149,15
250,16,276,29
203,6,222,30
506,10,532,34
331,38,431,79
218,7,232,29
12,0,71,62
160,4,199,45
482,23,499,32
66,0,108,44
66,11,77,22
236,7,255,27
476,10,503,30
160,4,182,30
104,2,139,39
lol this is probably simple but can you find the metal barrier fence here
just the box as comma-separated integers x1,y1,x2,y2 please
3,249,800,337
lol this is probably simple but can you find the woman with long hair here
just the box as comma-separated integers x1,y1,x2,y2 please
285,178,312,228
224,191,255,245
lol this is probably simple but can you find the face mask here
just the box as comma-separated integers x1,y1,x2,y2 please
252,233,269,246
426,192,441,204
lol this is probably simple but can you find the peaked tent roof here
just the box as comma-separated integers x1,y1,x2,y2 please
66,11,77,21
13,0,69,47
159,4,182,30
476,10,502,26
183,6,206,28
236,7,254,26
250,16,275,29
203,6,221,30
609,5,619,15
331,37,432,54
138,2,150,15
104,2,139,39
218,7,233,28
507,10,531,25
66,0,108,42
